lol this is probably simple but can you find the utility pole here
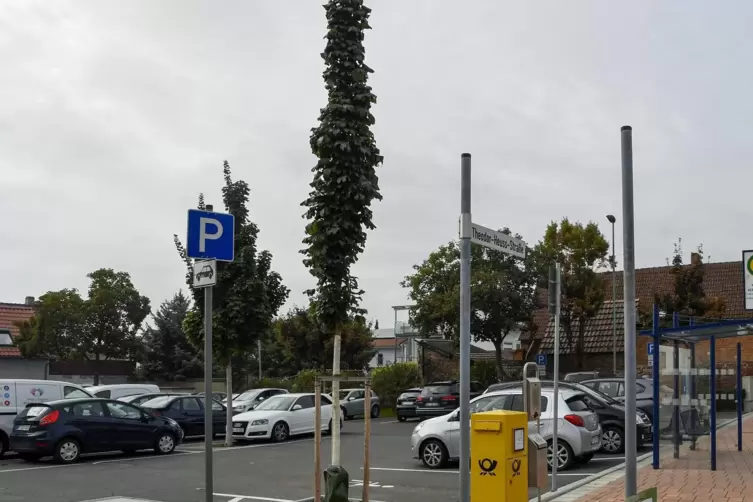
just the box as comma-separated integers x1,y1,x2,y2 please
458,153,472,502
607,214,617,375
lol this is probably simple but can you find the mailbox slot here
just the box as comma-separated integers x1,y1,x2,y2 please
527,433,548,488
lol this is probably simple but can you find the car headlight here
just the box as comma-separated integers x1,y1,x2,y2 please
636,413,645,425
233,406,245,412
251,419,269,426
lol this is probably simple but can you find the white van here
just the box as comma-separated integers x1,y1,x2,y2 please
0,379,93,457
86,384,160,400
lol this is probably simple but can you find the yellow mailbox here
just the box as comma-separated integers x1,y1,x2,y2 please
470,410,528,502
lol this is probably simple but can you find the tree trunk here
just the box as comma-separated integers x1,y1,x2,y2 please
94,354,100,386
576,317,586,370
493,339,504,383
331,323,342,465
225,364,233,447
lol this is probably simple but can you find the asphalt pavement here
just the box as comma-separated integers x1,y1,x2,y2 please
0,417,639,502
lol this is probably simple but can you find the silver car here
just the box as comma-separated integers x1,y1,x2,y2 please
339,389,380,419
410,388,602,471
230,388,289,414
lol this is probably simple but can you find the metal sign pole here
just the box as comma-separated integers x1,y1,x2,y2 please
458,153,472,502
551,262,561,491
621,125,638,498
204,284,213,502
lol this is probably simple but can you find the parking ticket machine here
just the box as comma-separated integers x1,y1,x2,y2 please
522,362,547,490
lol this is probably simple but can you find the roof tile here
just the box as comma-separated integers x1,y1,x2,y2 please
0,302,34,358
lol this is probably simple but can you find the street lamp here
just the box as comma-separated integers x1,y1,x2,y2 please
606,214,617,375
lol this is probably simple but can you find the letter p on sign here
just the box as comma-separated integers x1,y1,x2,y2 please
186,209,235,262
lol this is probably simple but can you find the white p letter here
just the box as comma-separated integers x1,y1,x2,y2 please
199,217,223,252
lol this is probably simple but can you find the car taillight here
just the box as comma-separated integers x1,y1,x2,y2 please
441,395,457,402
39,410,60,426
151,410,162,416
564,414,585,427
416,396,424,402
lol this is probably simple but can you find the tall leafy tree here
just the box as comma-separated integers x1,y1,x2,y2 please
402,229,538,381
174,161,289,446
301,0,382,463
533,218,609,369
15,269,150,384
275,307,375,374
140,292,202,382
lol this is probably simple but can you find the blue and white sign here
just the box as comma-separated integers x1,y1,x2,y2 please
187,209,235,262
648,343,655,356
535,353,547,366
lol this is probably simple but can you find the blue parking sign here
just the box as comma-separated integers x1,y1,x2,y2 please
186,209,235,262
648,343,655,355
536,353,547,366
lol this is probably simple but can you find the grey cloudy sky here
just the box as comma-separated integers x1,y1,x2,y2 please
2,0,752,326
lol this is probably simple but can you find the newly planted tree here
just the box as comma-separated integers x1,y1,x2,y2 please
533,218,609,369
301,0,382,464
175,161,289,446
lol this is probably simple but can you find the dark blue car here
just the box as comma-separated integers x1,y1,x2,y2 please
140,395,226,438
10,398,184,463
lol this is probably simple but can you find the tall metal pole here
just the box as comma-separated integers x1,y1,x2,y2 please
551,263,561,491
612,222,617,375
458,153,472,502
393,308,398,364
621,125,637,498
204,284,214,502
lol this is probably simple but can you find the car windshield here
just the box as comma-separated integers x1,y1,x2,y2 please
569,383,619,405
140,396,173,408
118,395,143,404
421,384,455,396
254,395,297,411
339,390,351,399
237,390,261,401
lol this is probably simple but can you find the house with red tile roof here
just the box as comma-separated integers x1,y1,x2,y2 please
524,256,753,375
0,298,50,379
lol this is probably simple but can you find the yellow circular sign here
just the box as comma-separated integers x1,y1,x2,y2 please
747,255,753,275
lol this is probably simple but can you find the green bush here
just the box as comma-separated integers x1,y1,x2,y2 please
471,361,498,389
291,369,323,393
371,362,421,408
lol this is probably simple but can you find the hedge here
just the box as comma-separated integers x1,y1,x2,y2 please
371,363,421,408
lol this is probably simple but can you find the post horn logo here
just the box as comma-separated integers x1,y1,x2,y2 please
478,458,497,475
512,459,522,476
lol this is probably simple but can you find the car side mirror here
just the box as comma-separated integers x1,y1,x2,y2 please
292,404,302,411
258,397,265,401
140,414,150,423
347,397,354,401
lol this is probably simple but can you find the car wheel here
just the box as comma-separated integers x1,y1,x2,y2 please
0,433,7,459
340,407,350,421
419,439,448,469
601,426,625,454
54,438,81,464
370,405,380,419
271,421,289,442
155,432,176,455
397,415,407,422
547,440,574,471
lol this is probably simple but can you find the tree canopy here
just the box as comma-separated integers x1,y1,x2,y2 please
533,218,609,368
402,229,538,381
15,269,150,384
139,291,202,382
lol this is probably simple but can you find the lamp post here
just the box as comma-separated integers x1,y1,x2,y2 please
606,214,617,375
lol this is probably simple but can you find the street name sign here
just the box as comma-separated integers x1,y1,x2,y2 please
193,259,217,288
187,209,235,262
470,222,526,259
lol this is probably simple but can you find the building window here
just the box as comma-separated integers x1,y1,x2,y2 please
0,329,12,346
377,353,384,366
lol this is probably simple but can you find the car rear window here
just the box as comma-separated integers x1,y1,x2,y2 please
399,391,419,399
421,384,457,396
18,405,51,419
565,394,592,412
94,389,111,398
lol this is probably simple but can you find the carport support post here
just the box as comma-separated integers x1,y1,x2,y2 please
458,153,472,502
363,384,371,502
551,262,561,492
652,304,660,469
710,335,717,471
621,125,638,498
737,342,742,452
203,285,214,502
673,312,680,459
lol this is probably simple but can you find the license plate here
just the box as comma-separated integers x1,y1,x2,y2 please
403,400,414,404
426,403,439,407
16,425,30,431
233,423,242,427
233,427,244,433
591,435,601,446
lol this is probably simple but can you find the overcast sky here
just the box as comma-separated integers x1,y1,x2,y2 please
2,0,752,327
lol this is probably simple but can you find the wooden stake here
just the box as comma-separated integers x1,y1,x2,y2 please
363,383,371,502
315,380,322,502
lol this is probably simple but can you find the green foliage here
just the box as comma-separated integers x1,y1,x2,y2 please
15,269,150,384
174,161,290,366
402,229,537,380
470,361,498,389
301,0,383,331
651,240,726,328
533,218,609,368
370,362,421,408
291,369,324,393
274,307,376,374
140,292,202,382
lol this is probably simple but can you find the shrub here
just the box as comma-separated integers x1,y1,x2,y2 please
291,369,324,393
471,361,498,389
371,363,421,408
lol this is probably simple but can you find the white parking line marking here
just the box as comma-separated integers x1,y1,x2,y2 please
91,451,199,464
367,466,459,474
380,420,399,424
0,463,82,474
589,456,624,462
213,492,293,502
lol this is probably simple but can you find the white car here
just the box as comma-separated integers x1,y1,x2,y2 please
231,393,341,442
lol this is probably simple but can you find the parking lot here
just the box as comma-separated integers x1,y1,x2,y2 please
0,417,639,502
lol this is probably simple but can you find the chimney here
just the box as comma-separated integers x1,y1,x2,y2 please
690,252,702,266
24,296,35,305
